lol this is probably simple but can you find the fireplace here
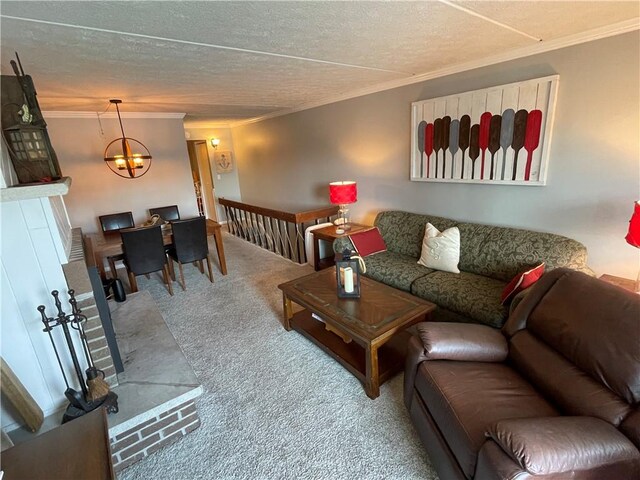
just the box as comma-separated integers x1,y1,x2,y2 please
62,228,121,387
1,177,202,472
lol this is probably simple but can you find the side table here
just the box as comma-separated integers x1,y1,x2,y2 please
1,408,114,479
599,274,638,293
312,223,373,271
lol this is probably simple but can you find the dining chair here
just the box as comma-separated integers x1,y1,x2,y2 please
167,216,213,290
121,225,173,295
149,205,180,222
98,211,135,279
99,212,135,233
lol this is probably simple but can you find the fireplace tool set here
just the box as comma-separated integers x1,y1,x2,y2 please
39,289,118,423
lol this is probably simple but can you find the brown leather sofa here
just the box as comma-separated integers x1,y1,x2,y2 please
404,268,640,479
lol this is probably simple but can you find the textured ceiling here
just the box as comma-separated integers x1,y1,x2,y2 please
1,1,638,126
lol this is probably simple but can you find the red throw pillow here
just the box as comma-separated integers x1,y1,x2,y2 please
501,263,545,305
349,228,387,257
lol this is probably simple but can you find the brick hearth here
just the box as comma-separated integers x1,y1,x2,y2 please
110,399,201,472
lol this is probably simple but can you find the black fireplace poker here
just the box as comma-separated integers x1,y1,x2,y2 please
39,289,118,423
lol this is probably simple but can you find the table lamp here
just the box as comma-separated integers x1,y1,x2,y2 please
329,181,357,234
625,200,640,293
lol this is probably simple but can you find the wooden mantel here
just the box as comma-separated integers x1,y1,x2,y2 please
0,176,72,202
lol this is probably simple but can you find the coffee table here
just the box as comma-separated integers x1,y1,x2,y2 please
278,268,435,399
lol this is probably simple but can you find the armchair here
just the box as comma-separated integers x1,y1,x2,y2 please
404,268,640,479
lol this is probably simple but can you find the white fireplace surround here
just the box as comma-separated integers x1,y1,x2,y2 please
0,175,84,430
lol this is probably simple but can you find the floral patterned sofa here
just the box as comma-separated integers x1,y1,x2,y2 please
336,211,592,328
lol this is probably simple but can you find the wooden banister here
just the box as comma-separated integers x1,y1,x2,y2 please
218,198,338,264
218,198,337,224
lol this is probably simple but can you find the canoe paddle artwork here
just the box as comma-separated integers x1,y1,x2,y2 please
524,110,543,181
458,115,471,179
441,116,451,179
511,109,528,181
424,123,434,178
417,120,426,178
432,118,443,180
411,76,557,185
448,119,460,179
469,124,480,180
478,112,492,180
500,109,515,181
488,115,501,180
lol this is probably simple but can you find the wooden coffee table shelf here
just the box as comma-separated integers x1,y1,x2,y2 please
289,310,411,388
279,269,435,399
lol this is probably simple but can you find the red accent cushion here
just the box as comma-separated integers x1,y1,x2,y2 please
349,228,387,257
501,263,545,305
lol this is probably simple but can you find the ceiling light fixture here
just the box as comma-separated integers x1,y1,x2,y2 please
103,99,152,179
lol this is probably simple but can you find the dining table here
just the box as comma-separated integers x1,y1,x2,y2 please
85,218,228,279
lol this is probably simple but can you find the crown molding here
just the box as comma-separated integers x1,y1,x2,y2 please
231,18,640,128
42,111,186,119
183,121,233,129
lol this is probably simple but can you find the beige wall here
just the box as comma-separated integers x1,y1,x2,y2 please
45,116,199,233
232,32,640,278
183,126,242,220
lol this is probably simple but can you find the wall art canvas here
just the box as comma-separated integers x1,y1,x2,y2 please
214,150,234,173
411,75,558,186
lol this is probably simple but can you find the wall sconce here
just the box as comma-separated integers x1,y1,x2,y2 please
210,138,220,149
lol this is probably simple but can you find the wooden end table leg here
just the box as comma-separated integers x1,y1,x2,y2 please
365,343,380,399
213,227,228,275
313,235,321,271
282,294,293,331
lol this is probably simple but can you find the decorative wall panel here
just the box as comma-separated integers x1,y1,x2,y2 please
411,75,558,185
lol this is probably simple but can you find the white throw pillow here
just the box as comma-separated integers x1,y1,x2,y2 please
417,223,461,273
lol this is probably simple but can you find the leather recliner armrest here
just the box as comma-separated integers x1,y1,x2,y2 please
487,416,640,476
508,287,531,317
416,322,508,362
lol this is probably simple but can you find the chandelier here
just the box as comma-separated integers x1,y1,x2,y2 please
103,99,152,178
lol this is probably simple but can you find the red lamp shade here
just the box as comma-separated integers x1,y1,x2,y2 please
329,181,357,205
626,201,640,248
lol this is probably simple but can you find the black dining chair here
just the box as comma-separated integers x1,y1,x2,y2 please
149,205,180,222
121,225,173,295
98,212,135,279
167,216,213,290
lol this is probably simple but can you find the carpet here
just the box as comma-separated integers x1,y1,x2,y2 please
118,233,438,480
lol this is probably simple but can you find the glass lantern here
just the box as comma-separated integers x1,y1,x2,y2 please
335,250,362,299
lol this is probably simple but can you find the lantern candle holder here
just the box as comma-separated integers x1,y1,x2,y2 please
335,250,366,299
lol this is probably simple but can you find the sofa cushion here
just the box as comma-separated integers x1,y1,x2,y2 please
362,250,432,292
500,262,545,305
415,361,558,478
457,222,590,282
524,270,640,405
411,271,508,328
509,331,632,426
349,227,386,257
417,223,461,273
374,211,458,258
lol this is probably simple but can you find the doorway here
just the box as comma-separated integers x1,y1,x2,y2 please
186,140,218,221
